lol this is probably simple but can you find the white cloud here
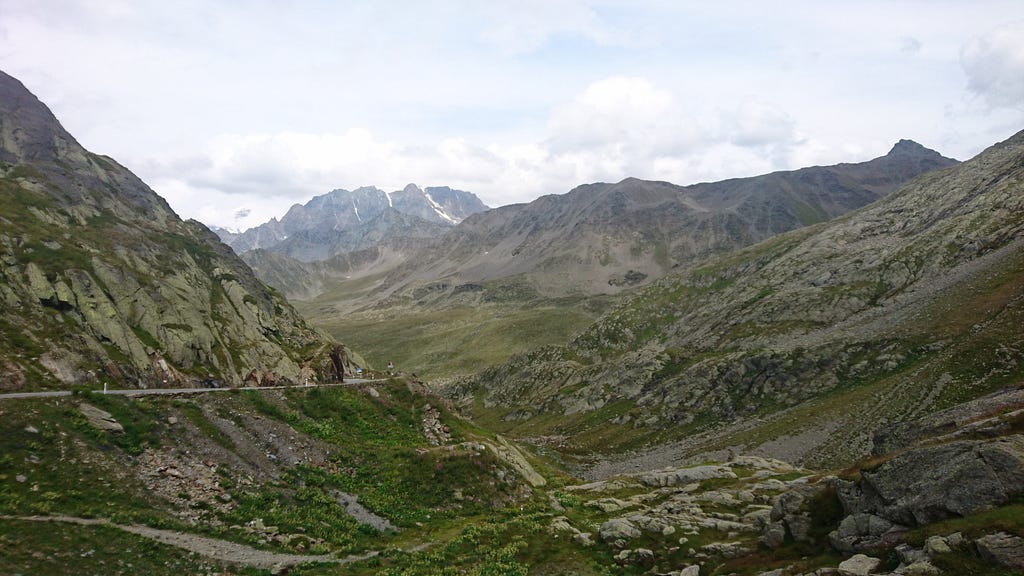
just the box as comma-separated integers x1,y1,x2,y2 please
142,77,818,227
961,21,1024,110
5,1,1023,230
727,99,796,148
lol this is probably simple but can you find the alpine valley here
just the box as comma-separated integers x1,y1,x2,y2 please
1,68,1023,576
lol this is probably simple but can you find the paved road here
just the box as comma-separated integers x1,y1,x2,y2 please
0,379,385,401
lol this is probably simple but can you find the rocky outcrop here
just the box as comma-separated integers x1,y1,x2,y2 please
761,482,828,548
975,532,1024,569
637,464,736,487
481,435,546,487
599,518,641,546
837,435,1024,527
78,403,124,432
824,434,1024,553
0,70,334,389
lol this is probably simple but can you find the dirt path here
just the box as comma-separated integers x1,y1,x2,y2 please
1,515,378,570
0,379,385,401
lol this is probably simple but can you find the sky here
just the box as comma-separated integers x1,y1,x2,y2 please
1,1,1023,231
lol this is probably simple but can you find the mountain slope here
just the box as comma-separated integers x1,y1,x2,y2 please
285,140,957,319
452,129,1024,469
0,70,335,390
365,141,959,300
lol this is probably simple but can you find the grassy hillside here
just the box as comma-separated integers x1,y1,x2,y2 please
4,383,1020,575
299,282,615,381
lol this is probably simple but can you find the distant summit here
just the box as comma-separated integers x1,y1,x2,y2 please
887,138,946,158
219,184,488,261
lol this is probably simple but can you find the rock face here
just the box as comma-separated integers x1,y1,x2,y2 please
826,434,1024,553
221,184,488,260
837,435,1024,527
0,70,333,388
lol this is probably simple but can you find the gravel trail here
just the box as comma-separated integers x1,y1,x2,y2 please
1,515,378,570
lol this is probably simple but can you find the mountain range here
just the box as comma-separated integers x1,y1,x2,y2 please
2,68,1024,576
216,184,488,261
452,127,1024,471
236,138,957,311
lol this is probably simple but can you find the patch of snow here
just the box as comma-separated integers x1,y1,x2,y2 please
384,190,393,208
352,199,361,222
424,192,459,225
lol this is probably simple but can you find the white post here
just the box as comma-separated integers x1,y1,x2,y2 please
103,382,108,394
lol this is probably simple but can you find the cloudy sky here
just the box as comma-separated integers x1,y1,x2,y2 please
2,1,1023,230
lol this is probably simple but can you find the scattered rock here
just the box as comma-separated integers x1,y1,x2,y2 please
599,518,641,547
78,403,124,433
572,532,594,547
837,553,881,576
634,548,655,567
894,543,926,565
700,541,751,559
899,560,941,575
421,404,452,446
637,465,736,487
828,512,904,553
548,516,577,534
923,535,950,555
760,521,787,548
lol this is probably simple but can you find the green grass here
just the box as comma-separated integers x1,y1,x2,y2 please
237,384,522,527
0,398,171,523
307,302,604,379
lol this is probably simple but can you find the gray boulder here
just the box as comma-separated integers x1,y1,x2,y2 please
79,403,124,433
834,435,1024,530
975,532,1024,569
837,553,880,576
637,465,736,487
599,518,641,547
828,513,904,553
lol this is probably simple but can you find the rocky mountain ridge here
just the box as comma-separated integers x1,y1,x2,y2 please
267,137,957,313
219,184,488,261
0,70,340,390
451,128,1023,470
